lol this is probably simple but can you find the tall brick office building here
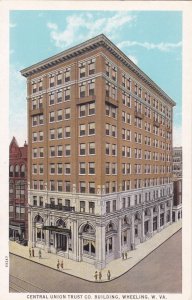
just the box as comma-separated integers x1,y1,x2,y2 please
21,34,175,269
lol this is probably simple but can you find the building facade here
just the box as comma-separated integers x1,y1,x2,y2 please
21,34,175,269
173,147,182,178
9,137,28,240
172,147,182,222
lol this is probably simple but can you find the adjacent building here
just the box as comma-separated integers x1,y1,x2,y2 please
9,137,28,240
21,34,175,269
172,147,182,222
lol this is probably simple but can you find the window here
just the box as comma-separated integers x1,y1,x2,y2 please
80,181,86,193
79,124,86,136
88,123,95,135
49,111,55,122
32,83,37,93
106,124,110,135
80,143,86,155
112,144,116,156
50,180,55,191
57,163,63,175
65,163,71,175
89,142,95,155
80,65,86,78
9,165,14,177
112,163,116,175
65,126,71,138
89,82,95,96
89,182,95,194
49,94,54,105
65,69,70,82
57,73,62,85
65,144,71,156
39,164,44,174
39,180,44,190
111,125,116,137
64,88,70,101
58,181,63,192
57,91,62,103
88,102,95,115
106,143,110,155
32,116,38,126
39,115,44,125
32,99,37,110
57,110,62,121
79,105,86,117
80,162,86,175
50,129,55,140
32,164,37,174
39,98,43,108
89,202,95,214
39,148,44,158
64,108,71,119
33,132,37,142
33,180,38,190
112,181,116,192
112,68,117,81
80,201,85,212
105,182,110,194
33,196,37,206
39,131,43,141
106,201,110,213
50,163,55,174
50,77,54,88
106,63,110,77
89,162,95,174
40,197,43,207
65,181,71,192
33,148,37,158
80,85,86,98
106,162,110,175
57,145,63,157
113,200,116,211
89,61,95,75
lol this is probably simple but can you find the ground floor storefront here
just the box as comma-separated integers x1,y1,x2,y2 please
28,197,173,269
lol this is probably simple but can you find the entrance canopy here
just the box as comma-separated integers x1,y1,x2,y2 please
43,226,71,235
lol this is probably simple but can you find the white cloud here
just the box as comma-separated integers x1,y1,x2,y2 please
9,64,27,145
47,12,136,49
118,40,182,52
173,125,182,147
128,55,138,65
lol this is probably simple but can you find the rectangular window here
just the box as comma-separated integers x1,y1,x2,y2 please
89,162,95,174
89,202,95,214
89,142,95,155
80,162,86,175
65,126,71,138
89,82,95,96
65,108,71,119
50,77,54,88
57,128,63,139
80,201,85,212
57,91,62,103
89,182,95,194
106,201,110,213
65,144,71,156
88,122,95,135
57,110,63,121
65,181,71,192
65,163,71,175
64,88,70,101
79,124,86,136
57,73,62,85
88,102,95,115
80,85,86,98
65,70,70,82
79,104,86,117
89,61,95,75
80,181,86,193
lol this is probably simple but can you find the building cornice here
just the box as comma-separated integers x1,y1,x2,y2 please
20,34,176,107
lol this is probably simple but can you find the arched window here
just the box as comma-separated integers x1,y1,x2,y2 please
56,219,66,228
9,165,14,177
15,165,19,177
34,215,44,223
83,223,95,234
21,164,26,177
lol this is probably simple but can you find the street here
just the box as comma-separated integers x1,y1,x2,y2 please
10,229,182,293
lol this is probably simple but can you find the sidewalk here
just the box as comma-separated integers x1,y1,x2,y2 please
10,220,181,282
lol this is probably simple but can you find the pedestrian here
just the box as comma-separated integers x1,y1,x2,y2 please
125,252,127,260
32,248,35,257
107,270,111,281
29,248,31,257
60,260,64,270
99,271,102,281
38,249,42,259
94,271,98,281
57,259,60,269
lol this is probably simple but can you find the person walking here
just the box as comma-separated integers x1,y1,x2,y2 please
29,248,31,257
38,249,42,259
94,271,98,281
60,260,64,271
57,259,60,270
107,270,111,281
32,248,35,257
99,271,102,281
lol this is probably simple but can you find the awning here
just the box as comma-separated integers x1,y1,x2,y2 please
43,226,71,235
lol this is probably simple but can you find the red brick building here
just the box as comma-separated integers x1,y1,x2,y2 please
9,137,28,240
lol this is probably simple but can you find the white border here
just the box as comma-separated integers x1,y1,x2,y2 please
0,2,191,300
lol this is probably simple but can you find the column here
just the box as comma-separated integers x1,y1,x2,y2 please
164,202,167,227
141,210,145,242
157,206,161,232
28,209,32,247
95,223,106,269
72,220,78,260
170,199,173,224
131,214,135,250
117,217,122,258
150,207,153,237
32,223,36,247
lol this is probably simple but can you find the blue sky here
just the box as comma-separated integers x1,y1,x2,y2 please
10,10,182,146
